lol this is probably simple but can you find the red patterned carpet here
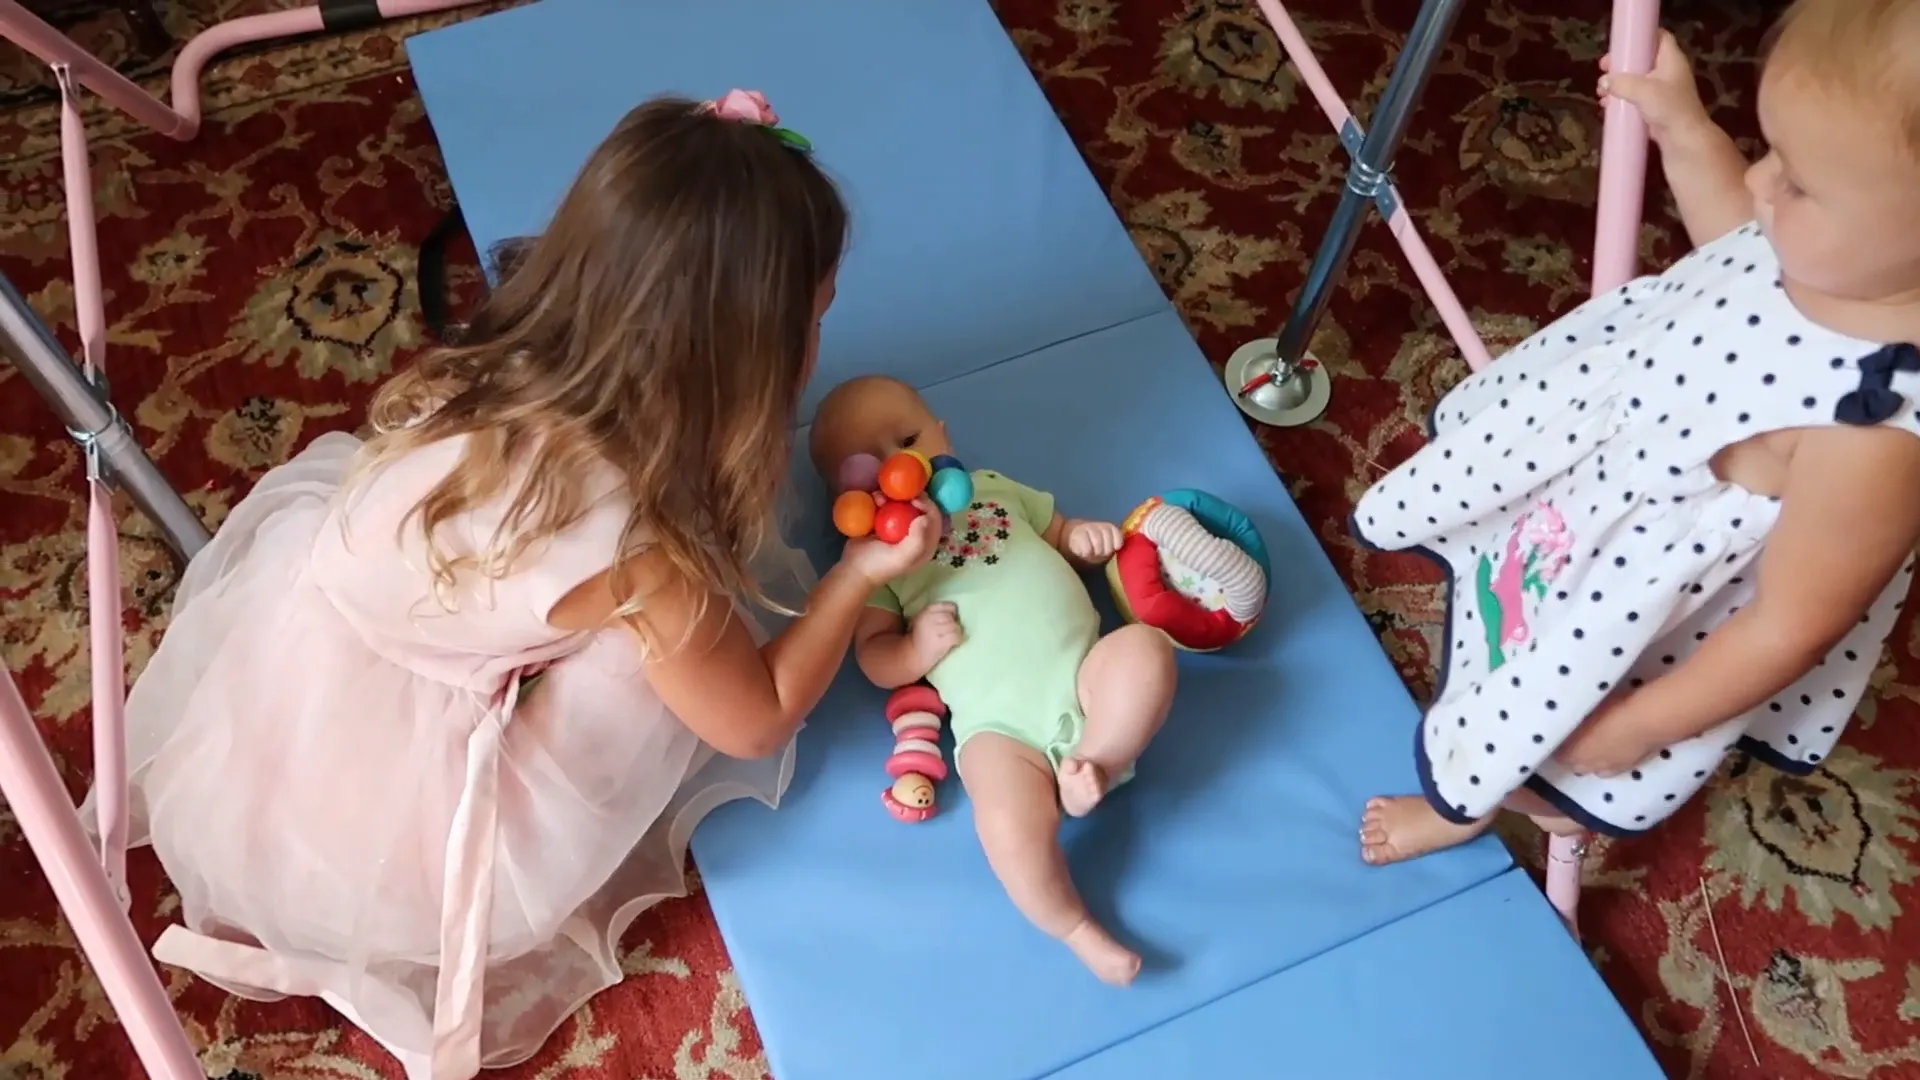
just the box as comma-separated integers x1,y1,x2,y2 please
5,1,1920,1077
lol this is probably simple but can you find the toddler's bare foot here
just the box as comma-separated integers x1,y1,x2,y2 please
1359,795,1493,866
1063,918,1141,987
1056,756,1110,818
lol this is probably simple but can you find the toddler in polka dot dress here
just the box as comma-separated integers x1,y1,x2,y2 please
1355,0,1920,865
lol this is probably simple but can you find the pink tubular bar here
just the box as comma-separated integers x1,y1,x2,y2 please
1254,0,1494,371
1547,0,1663,937
0,2,486,1076
1254,0,1660,376
1253,0,1661,932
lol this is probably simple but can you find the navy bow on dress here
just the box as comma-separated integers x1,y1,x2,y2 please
1835,342,1920,426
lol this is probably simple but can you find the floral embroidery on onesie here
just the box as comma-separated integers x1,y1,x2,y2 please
1353,223,1920,836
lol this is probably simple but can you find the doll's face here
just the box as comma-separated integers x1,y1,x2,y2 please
810,376,953,478
885,412,952,461
891,773,936,809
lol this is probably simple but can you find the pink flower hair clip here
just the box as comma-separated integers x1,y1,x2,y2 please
698,88,813,153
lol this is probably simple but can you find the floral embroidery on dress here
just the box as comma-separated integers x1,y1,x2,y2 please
1473,503,1573,670
941,501,1011,568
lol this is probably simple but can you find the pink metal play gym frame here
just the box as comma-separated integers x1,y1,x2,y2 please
0,0,1657,1073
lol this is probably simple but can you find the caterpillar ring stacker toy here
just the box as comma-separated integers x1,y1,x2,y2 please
882,684,949,823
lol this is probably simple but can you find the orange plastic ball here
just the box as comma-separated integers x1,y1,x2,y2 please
873,499,924,544
833,489,877,537
878,452,931,501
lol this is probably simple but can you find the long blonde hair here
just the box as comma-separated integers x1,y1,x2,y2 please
356,95,848,622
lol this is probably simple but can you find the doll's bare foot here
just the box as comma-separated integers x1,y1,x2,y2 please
1359,796,1493,866
1063,918,1141,987
1056,757,1110,818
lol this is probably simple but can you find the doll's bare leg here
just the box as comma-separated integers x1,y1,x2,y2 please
1059,624,1177,818
960,732,1141,986
1358,788,1580,865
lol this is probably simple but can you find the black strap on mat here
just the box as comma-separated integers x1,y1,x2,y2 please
417,202,468,344
318,0,384,33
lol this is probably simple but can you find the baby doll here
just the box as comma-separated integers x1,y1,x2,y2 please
811,375,1178,986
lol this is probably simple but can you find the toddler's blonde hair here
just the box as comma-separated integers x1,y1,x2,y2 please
1767,0,1920,156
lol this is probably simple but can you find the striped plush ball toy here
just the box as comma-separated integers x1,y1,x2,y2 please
1106,489,1271,652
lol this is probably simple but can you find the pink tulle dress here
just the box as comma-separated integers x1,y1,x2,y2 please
82,431,813,1079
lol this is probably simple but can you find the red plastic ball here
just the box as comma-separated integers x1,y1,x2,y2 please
872,499,924,544
877,452,930,501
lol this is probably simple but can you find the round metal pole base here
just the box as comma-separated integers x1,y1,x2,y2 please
1223,338,1332,427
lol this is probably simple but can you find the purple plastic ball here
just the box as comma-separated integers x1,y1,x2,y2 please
837,452,882,493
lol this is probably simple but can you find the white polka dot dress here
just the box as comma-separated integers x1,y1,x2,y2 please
1354,223,1920,835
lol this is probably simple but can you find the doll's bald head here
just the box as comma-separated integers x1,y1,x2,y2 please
808,375,952,479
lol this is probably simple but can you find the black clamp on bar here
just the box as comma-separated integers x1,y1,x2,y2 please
319,0,385,34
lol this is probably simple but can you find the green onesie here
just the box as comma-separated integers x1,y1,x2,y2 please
868,470,1101,767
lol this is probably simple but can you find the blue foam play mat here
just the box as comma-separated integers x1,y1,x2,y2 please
406,1,1663,1076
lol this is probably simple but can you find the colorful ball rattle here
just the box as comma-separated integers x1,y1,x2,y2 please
882,684,949,823
833,450,974,543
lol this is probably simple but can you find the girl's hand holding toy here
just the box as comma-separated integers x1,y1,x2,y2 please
833,450,974,543
830,451,970,823
840,503,942,586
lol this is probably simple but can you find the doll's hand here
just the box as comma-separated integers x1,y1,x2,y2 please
843,498,940,586
1597,31,1709,144
909,601,964,666
1553,691,1669,778
1066,520,1125,563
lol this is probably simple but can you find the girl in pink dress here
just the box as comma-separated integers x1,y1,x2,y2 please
83,91,939,1080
